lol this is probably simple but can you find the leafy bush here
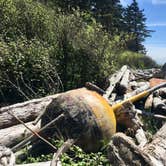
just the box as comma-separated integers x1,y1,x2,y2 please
53,11,121,90
117,51,158,69
0,0,157,105
16,140,110,165
0,0,55,41
0,38,61,103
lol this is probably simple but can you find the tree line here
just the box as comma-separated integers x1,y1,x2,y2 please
0,0,157,105
43,0,152,53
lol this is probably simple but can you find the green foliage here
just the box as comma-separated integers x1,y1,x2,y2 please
0,0,56,41
0,0,157,105
118,51,158,69
47,11,118,90
16,140,109,165
0,38,60,103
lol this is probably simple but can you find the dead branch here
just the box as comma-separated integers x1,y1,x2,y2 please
12,114,64,153
50,139,75,166
8,111,57,152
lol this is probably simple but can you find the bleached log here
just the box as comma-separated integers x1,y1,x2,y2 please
124,82,150,99
0,94,60,129
144,94,153,109
0,121,41,147
108,122,166,166
107,133,153,166
135,128,148,149
143,122,166,165
117,69,130,95
16,161,51,166
104,65,128,99
0,145,15,166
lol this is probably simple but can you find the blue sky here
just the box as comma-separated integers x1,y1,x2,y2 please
120,0,166,65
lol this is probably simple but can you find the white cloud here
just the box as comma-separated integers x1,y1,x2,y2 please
147,23,166,27
152,0,166,4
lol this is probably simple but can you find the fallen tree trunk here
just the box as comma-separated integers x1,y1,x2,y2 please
108,122,166,166
118,69,130,95
0,121,41,147
143,122,166,165
104,65,128,99
0,94,60,129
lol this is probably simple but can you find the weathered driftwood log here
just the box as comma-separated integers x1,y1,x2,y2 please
0,145,15,166
143,122,166,165
124,82,150,99
108,122,166,166
152,97,166,115
0,121,41,147
0,94,60,129
107,133,153,166
85,82,105,95
144,94,153,109
135,128,148,149
104,65,128,99
16,161,61,166
136,109,166,120
117,69,130,95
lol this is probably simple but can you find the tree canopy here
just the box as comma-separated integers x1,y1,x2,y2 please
0,0,157,105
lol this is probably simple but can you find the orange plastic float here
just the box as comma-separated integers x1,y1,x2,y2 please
42,82,166,152
42,88,116,152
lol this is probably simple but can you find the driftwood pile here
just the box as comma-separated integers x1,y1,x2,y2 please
104,65,166,166
0,64,166,166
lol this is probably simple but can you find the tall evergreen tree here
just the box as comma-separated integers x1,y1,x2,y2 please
124,0,151,53
43,0,125,34
92,0,124,34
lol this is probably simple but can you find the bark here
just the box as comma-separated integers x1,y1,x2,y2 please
143,122,166,165
0,121,41,147
0,94,60,129
85,82,105,95
108,122,166,166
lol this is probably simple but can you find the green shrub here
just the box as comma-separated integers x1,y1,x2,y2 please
118,51,158,69
0,38,60,103
0,0,55,42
